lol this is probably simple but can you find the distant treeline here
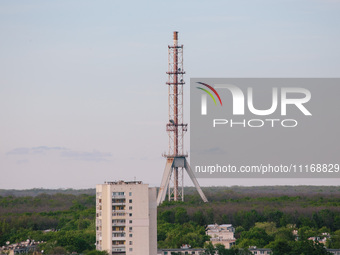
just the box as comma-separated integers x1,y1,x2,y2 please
161,185,340,230
0,188,95,197
1,185,339,197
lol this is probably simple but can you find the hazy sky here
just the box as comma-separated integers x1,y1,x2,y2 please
1,0,340,189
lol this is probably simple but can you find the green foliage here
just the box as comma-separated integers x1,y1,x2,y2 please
204,242,215,255
84,250,109,255
237,224,334,254
158,210,175,224
236,227,273,248
290,240,331,255
174,207,189,224
204,243,252,255
158,187,340,236
268,240,292,255
193,210,206,226
1,187,340,253
234,210,263,230
49,246,67,255
157,221,207,248
272,227,295,242
0,193,96,253
254,222,277,235
328,230,340,248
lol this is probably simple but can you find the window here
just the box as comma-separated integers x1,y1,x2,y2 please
129,206,132,210
129,227,133,231
260,251,264,254
129,241,132,245
129,213,132,217
129,234,132,237
112,192,124,196
129,220,132,223
129,248,133,251
129,192,132,196
129,199,132,203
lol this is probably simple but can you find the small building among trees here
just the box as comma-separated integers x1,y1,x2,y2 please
206,224,236,249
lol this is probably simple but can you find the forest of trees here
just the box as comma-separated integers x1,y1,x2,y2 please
0,193,97,254
0,186,339,254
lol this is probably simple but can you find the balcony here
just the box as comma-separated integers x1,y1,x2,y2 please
112,222,125,227
112,194,125,198
112,214,126,219
112,235,125,241
112,245,126,253
112,230,125,234
112,202,126,206
112,210,125,214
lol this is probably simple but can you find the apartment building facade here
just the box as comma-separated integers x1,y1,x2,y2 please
206,224,236,249
96,181,157,255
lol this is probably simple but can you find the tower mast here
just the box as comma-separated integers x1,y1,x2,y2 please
157,31,208,205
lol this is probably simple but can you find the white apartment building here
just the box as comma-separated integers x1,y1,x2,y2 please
206,224,236,249
96,181,157,255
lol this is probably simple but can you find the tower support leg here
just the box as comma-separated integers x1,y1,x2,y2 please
184,158,208,203
157,157,208,206
157,158,174,206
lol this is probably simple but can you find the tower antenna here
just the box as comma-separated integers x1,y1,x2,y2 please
157,31,208,205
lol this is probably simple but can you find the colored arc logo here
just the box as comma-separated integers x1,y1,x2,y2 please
196,82,223,106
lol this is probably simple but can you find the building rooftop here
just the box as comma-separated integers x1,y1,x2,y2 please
104,180,143,185
206,223,234,231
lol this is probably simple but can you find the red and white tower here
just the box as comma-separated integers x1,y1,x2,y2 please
157,31,208,205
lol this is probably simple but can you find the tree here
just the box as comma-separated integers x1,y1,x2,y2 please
237,227,273,248
49,246,67,255
174,207,189,224
206,208,215,224
193,210,206,226
235,226,245,239
327,230,340,249
255,222,277,235
158,222,207,248
84,250,109,255
215,243,227,255
298,226,317,241
268,240,292,255
204,242,215,255
158,210,175,223
273,227,295,242
290,240,331,255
